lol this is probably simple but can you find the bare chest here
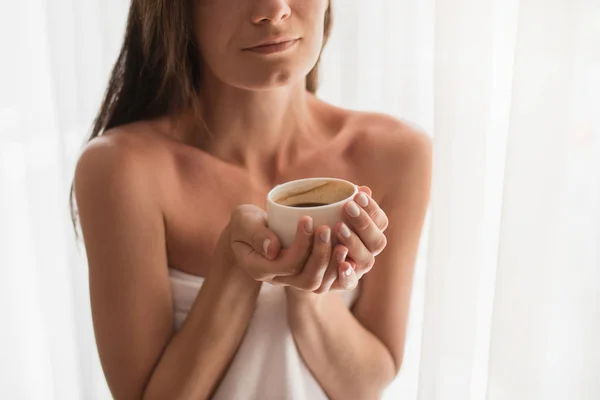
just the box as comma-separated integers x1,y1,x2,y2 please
162,149,358,277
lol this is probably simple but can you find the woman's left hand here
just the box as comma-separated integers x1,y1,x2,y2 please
310,185,389,294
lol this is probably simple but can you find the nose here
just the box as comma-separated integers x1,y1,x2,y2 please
251,0,292,25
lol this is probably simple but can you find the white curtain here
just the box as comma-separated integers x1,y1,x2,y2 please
1,0,598,399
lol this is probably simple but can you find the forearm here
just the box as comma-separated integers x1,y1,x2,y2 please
286,290,396,400
144,261,261,400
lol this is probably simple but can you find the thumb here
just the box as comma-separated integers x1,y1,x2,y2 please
260,232,282,260
230,205,282,261
247,216,282,261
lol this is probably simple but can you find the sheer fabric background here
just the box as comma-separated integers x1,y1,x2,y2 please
1,0,598,399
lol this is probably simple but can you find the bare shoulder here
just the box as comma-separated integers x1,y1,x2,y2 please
74,122,167,211
346,111,431,164
313,97,431,159
340,110,433,199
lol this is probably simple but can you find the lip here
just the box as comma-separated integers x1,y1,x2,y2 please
243,38,300,54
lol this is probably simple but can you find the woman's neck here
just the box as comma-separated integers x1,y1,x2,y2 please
191,76,323,181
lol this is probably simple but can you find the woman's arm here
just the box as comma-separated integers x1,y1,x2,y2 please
286,290,396,399
75,139,261,400
286,129,432,399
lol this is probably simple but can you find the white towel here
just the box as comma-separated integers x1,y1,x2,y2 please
168,268,358,400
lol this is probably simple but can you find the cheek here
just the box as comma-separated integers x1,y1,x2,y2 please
193,4,243,61
301,0,330,23
296,0,329,46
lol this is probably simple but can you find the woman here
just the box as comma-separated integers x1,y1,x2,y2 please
73,0,431,399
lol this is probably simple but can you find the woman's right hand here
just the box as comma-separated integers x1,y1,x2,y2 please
222,204,351,292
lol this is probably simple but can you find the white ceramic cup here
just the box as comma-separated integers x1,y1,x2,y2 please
266,177,358,248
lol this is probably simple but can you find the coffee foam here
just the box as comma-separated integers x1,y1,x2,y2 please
274,181,355,207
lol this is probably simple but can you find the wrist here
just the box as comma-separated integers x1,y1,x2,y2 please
285,287,323,309
213,229,261,290
285,288,327,336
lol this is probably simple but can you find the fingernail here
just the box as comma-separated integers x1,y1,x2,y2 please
357,193,369,207
344,265,352,276
263,239,271,257
346,201,361,217
320,228,331,243
340,223,351,238
304,218,314,234
337,248,348,263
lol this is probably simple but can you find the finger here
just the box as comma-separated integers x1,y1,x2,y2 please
342,200,388,256
314,245,348,294
353,191,389,232
273,225,332,291
271,216,315,276
299,225,332,290
335,222,376,276
346,258,369,282
358,185,372,197
240,216,313,280
330,261,359,291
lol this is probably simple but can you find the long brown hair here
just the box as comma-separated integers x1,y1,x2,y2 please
70,1,333,232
